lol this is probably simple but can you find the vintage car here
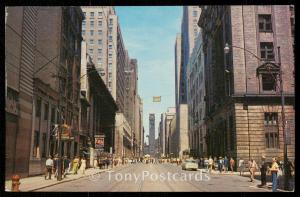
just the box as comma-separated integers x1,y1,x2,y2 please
182,159,198,171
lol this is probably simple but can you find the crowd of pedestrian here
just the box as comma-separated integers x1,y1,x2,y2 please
44,155,87,180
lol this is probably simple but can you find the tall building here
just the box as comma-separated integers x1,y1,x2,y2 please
180,6,201,104
149,113,155,156
164,107,176,156
5,6,38,178
187,31,206,157
30,6,84,175
174,6,201,158
198,5,295,163
5,6,84,178
81,6,126,113
158,113,166,157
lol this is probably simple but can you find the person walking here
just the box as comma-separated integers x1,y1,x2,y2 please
238,158,245,176
53,155,59,178
270,157,279,192
208,156,213,173
260,155,267,187
224,156,228,173
249,158,258,182
62,156,70,178
218,157,223,173
230,157,235,173
45,156,54,180
72,157,80,174
79,157,87,175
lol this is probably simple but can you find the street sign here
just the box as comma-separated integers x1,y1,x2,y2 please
95,136,105,149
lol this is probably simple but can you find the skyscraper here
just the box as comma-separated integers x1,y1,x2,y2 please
180,6,201,104
81,6,126,112
149,113,155,156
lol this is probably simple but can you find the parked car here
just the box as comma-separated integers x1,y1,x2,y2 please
182,159,198,171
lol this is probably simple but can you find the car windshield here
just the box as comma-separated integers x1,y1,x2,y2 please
186,160,196,163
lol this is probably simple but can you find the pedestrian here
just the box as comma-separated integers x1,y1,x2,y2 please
72,156,80,174
208,156,213,173
238,158,245,176
63,156,70,178
53,155,59,178
249,158,258,182
79,157,87,175
93,159,98,169
230,157,235,173
45,156,54,180
285,158,294,191
270,157,279,192
260,155,267,187
218,157,223,173
204,158,208,169
224,156,228,173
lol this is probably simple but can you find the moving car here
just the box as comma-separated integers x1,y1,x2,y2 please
182,159,198,171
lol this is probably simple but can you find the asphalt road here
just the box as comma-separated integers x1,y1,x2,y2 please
36,163,270,192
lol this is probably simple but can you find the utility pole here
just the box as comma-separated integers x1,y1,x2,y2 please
278,47,289,190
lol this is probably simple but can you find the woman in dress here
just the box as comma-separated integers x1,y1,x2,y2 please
79,157,87,175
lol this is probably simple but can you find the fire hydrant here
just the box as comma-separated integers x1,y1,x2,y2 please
11,174,21,192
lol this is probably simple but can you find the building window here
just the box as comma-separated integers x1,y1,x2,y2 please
262,73,277,91
97,57,102,63
36,98,41,117
44,103,49,120
82,30,85,36
291,17,295,37
258,15,272,32
264,113,279,148
51,107,56,123
82,21,86,29
109,18,113,25
98,39,102,45
109,36,113,41
90,12,94,18
108,63,112,71
108,82,112,87
98,48,102,55
109,27,113,34
98,20,102,27
109,45,112,50
42,133,47,158
109,72,112,80
90,21,94,28
90,30,94,36
193,10,197,17
33,131,40,158
260,42,274,60
83,12,86,17
89,39,94,45
98,12,102,17
98,29,102,35
89,48,93,54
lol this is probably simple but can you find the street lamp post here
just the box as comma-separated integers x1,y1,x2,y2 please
224,43,289,190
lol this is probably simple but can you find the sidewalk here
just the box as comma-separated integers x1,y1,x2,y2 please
198,168,294,192
5,164,127,192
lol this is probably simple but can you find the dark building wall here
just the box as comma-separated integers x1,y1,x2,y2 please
5,6,38,178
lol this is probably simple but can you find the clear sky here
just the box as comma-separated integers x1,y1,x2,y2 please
115,6,182,144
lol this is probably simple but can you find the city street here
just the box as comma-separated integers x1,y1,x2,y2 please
36,163,269,192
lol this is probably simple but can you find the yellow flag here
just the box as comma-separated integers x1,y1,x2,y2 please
153,96,161,102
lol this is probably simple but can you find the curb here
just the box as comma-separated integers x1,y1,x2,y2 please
27,165,128,192
27,169,110,192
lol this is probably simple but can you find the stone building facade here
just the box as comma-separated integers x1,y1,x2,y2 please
187,31,206,157
198,5,295,164
5,7,38,178
29,6,84,175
